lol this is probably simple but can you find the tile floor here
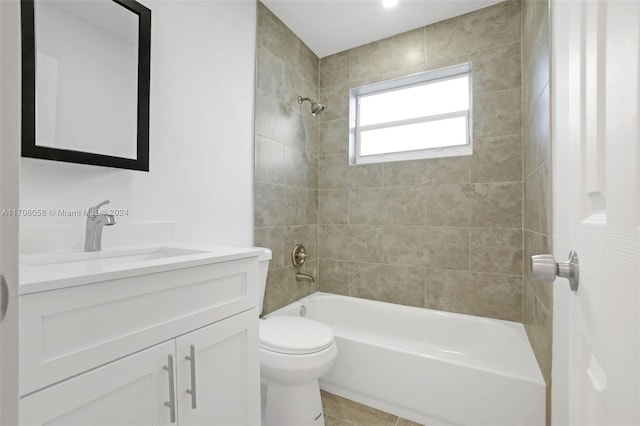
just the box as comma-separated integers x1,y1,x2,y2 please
322,390,423,426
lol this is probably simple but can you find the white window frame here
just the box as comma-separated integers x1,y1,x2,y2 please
349,62,473,165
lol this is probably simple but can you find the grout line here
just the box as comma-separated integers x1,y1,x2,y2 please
317,224,525,231
468,230,472,273
255,180,320,191
424,266,428,309
524,79,551,122
381,224,386,264
347,258,352,297
470,39,523,56
422,25,428,73
319,180,525,192
315,117,347,125
316,257,524,278
523,228,552,238
475,86,522,98
523,157,550,182
475,132,523,140
524,279,553,316
423,185,428,227
521,124,526,325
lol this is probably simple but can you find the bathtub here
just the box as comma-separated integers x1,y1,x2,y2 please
268,292,545,426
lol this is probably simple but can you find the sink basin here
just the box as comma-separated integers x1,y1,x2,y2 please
23,246,206,268
19,243,270,295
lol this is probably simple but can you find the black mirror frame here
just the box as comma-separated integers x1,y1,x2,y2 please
20,0,151,171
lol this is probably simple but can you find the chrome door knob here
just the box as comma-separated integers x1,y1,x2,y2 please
530,254,557,282
531,250,579,292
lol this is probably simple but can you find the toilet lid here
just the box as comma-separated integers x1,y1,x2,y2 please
260,316,334,355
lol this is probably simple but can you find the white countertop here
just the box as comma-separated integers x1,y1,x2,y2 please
19,243,270,295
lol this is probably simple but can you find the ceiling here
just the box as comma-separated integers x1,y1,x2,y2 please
260,0,504,58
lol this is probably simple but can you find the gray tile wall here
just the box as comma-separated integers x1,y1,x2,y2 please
254,3,320,314
255,0,550,420
317,1,524,322
522,0,552,423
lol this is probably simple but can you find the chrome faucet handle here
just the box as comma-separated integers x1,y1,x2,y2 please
291,244,308,267
84,200,116,252
88,200,110,217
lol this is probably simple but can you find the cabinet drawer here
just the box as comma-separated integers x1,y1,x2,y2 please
20,257,258,395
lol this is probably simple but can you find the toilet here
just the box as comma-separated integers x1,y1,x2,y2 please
257,251,337,426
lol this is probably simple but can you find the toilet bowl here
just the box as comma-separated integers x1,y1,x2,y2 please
256,251,337,426
259,316,337,426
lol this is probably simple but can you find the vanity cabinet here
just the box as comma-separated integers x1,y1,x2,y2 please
18,249,267,426
20,309,259,426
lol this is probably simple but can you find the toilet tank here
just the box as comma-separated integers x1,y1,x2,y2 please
256,247,272,315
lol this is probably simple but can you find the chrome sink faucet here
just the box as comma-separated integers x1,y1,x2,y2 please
84,200,116,252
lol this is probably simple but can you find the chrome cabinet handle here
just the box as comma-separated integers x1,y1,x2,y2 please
185,344,197,409
163,354,177,423
531,250,580,291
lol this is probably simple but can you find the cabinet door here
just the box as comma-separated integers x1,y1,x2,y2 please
20,341,176,426
176,309,259,426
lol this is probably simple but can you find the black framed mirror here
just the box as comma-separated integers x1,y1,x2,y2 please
21,0,151,171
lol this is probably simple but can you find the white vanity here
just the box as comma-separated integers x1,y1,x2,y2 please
18,244,270,426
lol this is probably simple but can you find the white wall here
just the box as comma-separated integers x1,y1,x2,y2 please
20,0,256,253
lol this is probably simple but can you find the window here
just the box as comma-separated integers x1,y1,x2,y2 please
349,63,472,164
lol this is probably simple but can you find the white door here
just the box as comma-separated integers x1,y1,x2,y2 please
176,309,260,426
20,341,176,426
0,0,22,424
551,1,640,425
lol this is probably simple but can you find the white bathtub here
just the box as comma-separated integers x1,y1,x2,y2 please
268,292,545,426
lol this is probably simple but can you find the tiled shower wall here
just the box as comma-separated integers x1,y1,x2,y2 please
254,3,320,314
316,1,524,321
522,0,553,422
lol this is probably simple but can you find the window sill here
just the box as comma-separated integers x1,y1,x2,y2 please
350,144,472,165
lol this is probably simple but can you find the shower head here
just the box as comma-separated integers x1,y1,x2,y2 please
298,96,325,116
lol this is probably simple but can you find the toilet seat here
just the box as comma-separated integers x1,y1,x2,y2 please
260,316,334,355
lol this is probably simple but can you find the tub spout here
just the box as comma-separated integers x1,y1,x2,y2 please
296,273,315,283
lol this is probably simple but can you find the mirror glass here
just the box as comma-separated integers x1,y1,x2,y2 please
21,0,151,171
35,0,138,158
